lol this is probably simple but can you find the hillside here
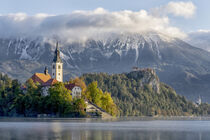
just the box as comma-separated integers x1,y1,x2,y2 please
82,69,210,116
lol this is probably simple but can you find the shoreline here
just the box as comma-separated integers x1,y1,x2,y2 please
0,116,210,122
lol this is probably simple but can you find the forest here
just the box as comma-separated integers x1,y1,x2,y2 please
1,69,210,117
82,71,210,116
0,73,118,117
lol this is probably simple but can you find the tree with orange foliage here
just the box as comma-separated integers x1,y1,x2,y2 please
69,77,87,96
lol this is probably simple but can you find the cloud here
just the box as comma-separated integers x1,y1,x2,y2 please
166,1,196,18
0,4,191,41
195,30,210,33
152,1,196,18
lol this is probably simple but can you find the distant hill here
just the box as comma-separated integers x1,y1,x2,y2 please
82,69,210,116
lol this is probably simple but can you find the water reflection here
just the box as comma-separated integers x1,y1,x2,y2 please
0,118,210,140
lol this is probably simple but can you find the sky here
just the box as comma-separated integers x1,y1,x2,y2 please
0,0,209,40
0,0,209,31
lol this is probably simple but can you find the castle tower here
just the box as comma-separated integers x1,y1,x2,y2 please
52,42,63,82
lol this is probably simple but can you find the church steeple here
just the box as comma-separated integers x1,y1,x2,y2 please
53,42,62,63
52,42,63,82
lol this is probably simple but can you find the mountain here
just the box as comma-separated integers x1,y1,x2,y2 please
1,32,210,102
186,31,210,52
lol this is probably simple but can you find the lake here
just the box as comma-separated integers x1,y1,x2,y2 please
0,117,210,140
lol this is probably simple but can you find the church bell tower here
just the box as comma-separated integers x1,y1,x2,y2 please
52,42,63,82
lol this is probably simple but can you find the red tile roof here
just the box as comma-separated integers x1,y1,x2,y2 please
65,83,80,90
42,78,58,86
31,73,51,85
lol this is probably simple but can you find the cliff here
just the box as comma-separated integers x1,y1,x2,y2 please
128,68,160,93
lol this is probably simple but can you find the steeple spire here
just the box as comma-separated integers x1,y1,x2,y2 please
56,41,58,50
52,41,63,82
53,41,62,63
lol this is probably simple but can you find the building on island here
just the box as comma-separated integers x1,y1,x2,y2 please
41,78,58,96
31,67,51,85
65,83,82,99
52,42,63,82
196,96,202,106
28,42,81,98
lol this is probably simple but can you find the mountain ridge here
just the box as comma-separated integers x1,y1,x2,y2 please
1,32,210,102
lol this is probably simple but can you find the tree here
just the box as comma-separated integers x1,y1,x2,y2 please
48,82,72,116
82,72,209,116
73,98,87,116
86,81,102,106
25,79,39,95
85,81,118,116
69,77,87,93
101,92,118,116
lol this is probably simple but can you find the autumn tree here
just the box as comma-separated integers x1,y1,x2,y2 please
69,77,86,91
101,91,118,116
86,81,118,116
86,81,103,106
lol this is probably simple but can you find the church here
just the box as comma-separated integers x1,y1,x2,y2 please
29,42,82,98
27,42,112,118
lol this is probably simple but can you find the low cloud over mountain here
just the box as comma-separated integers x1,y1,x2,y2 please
0,1,196,41
1,1,210,102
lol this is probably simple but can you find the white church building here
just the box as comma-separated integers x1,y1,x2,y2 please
29,42,82,98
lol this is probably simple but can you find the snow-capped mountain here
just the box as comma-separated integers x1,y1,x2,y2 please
1,32,210,102
186,30,210,52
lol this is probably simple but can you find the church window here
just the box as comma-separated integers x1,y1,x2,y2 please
58,73,60,75
58,65,61,69
53,65,55,69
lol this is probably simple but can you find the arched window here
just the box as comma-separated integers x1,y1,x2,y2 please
58,65,61,69
53,65,55,69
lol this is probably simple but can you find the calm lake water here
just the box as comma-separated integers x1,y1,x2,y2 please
0,117,210,140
